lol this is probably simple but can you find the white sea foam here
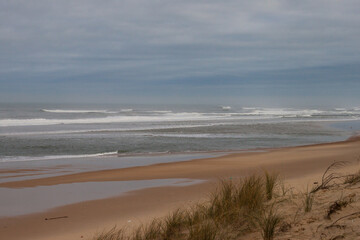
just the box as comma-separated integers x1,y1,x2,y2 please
41,109,116,114
120,109,133,112
221,106,231,110
0,123,226,136
242,107,257,110
148,133,307,140
242,108,324,116
143,133,274,139
240,108,360,118
1,108,359,127
0,151,118,163
0,112,226,127
144,110,173,113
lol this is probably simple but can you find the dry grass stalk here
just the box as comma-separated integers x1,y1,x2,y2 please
326,197,351,220
344,170,360,185
311,161,347,193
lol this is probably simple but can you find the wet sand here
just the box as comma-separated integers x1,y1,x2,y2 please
1,137,360,240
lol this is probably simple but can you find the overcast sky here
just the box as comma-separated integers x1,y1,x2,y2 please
1,0,360,106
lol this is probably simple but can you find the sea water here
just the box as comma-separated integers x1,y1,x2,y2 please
1,103,360,163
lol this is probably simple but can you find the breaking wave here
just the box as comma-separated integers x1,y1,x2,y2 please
0,151,118,162
41,109,117,114
1,108,359,127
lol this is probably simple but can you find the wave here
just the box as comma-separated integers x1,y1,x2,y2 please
142,133,293,139
240,108,324,116
120,109,133,112
239,108,360,117
0,112,228,127
0,123,228,136
242,107,257,110
41,109,117,114
0,115,273,127
144,110,173,113
3,118,355,136
1,108,360,127
221,106,231,110
0,152,118,163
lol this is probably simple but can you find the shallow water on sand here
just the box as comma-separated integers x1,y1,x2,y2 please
0,153,219,183
0,178,204,217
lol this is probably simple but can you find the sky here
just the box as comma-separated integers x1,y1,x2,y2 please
1,0,360,107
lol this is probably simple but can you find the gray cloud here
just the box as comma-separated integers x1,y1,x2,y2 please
1,0,360,104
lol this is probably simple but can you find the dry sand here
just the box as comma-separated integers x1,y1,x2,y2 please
1,137,360,240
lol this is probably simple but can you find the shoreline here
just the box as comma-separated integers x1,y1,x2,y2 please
1,117,358,165
1,135,359,189
1,136,360,239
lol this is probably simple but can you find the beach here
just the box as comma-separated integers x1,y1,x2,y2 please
2,1,360,238
1,136,360,240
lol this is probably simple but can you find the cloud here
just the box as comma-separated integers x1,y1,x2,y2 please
0,0,360,104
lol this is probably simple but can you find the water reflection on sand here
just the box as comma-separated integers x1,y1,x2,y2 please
0,178,204,217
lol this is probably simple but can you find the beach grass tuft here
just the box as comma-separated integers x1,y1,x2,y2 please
187,220,219,240
162,209,186,239
253,205,282,240
264,171,278,200
94,227,127,240
129,218,164,240
237,175,265,211
92,173,281,240
344,170,360,185
311,161,347,193
303,188,314,213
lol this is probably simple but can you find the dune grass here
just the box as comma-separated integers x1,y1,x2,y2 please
344,170,360,185
187,220,219,240
302,188,314,213
162,209,186,239
91,161,360,240
311,161,347,193
253,205,282,240
95,227,127,240
265,172,279,200
93,172,281,240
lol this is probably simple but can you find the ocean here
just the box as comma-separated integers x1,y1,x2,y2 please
1,103,360,163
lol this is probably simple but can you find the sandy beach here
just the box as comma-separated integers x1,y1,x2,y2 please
2,0,360,238
1,137,360,240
